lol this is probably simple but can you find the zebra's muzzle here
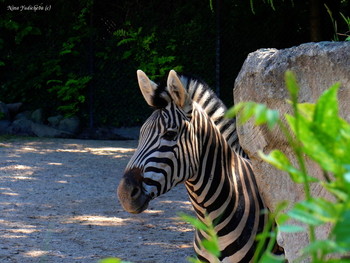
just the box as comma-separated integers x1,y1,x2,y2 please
117,168,151,214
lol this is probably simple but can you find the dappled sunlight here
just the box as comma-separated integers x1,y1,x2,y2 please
0,187,19,196
0,164,37,179
63,215,129,226
12,175,37,180
85,147,135,157
48,162,63,166
2,227,39,239
57,148,88,153
143,209,164,214
55,180,68,184
23,250,49,258
143,242,192,249
1,191,19,196
0,219,37,239
0,219,37,229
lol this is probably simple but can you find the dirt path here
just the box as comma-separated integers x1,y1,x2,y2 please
0,138,194,263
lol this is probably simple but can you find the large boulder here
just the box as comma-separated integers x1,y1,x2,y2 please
10,119,34,136
0,102,9,120
6,102,22,118
234,42,350,262
31,123,73,138
31,108,44,124
0,120,11,134
58,116,80,134
47,115,63,128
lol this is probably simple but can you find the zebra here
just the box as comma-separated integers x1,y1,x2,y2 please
117,70,267,262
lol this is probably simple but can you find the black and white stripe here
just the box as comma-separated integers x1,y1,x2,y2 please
118,70,266,263
179,75,247,158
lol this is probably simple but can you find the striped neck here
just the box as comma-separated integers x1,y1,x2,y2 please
185,105,266,263
179,75,247,158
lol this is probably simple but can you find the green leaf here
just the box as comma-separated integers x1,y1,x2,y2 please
187,257,204,263
225,102,245,119
313,83,341,137
285,71,299,104
240,102,256,124
265,108,279,129
295,103,315,121
99,258,132,263
47,79,63,85
178,213,207,231
302,240,349,257
288,199,338,226
278,224,305,233
254,104,268,125
276,213,289,226
258,251,285,263
201,239,220,258
332,209,350,246
285,113,341,175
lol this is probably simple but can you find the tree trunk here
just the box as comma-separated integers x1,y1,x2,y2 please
310,0,322,41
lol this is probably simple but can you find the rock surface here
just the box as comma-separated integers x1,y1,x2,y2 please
0,103,137,140
234,42,350,262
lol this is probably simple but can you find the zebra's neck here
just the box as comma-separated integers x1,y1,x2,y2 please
185,106,266,263
179,75,247,158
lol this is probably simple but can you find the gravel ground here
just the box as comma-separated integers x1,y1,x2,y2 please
0,137,194,263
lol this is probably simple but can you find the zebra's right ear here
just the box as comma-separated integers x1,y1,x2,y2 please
137,70,158,107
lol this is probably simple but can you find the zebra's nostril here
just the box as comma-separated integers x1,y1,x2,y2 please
130,186,141,199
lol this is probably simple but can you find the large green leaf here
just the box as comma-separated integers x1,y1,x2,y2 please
332,209,350,247
313,83,341,137
288,199,339,226
285,71,299,104
258,251,285,263
286,113,341,174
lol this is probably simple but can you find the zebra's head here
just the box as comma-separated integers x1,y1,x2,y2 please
117,70,199,214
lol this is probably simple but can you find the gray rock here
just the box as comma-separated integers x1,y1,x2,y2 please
6,102,22,117
112,127,140,140
15,111,31,120
31,123,73,138
31,109,44,124
47,115,64,128
0,120,11,134
0,102,9,120
58,116,80,134
234,42,350,262
10,119,34,136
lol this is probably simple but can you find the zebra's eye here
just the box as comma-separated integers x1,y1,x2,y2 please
162,130,177,141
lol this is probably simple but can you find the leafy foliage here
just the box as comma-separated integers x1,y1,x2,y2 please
99,258,132,263
1,1,349,127
227,71,350,262
179,213,221,263
114,22,182,80
48,75,92,117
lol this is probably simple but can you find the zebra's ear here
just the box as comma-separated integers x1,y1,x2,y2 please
137,70,158,107
167,70,187,108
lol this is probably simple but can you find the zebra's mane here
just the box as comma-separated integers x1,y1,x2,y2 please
152,74,246,157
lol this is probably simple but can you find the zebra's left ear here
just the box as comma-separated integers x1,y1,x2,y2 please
137,70,158,107
167,70,188,108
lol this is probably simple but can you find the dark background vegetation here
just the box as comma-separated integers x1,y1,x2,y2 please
0,0,349,128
